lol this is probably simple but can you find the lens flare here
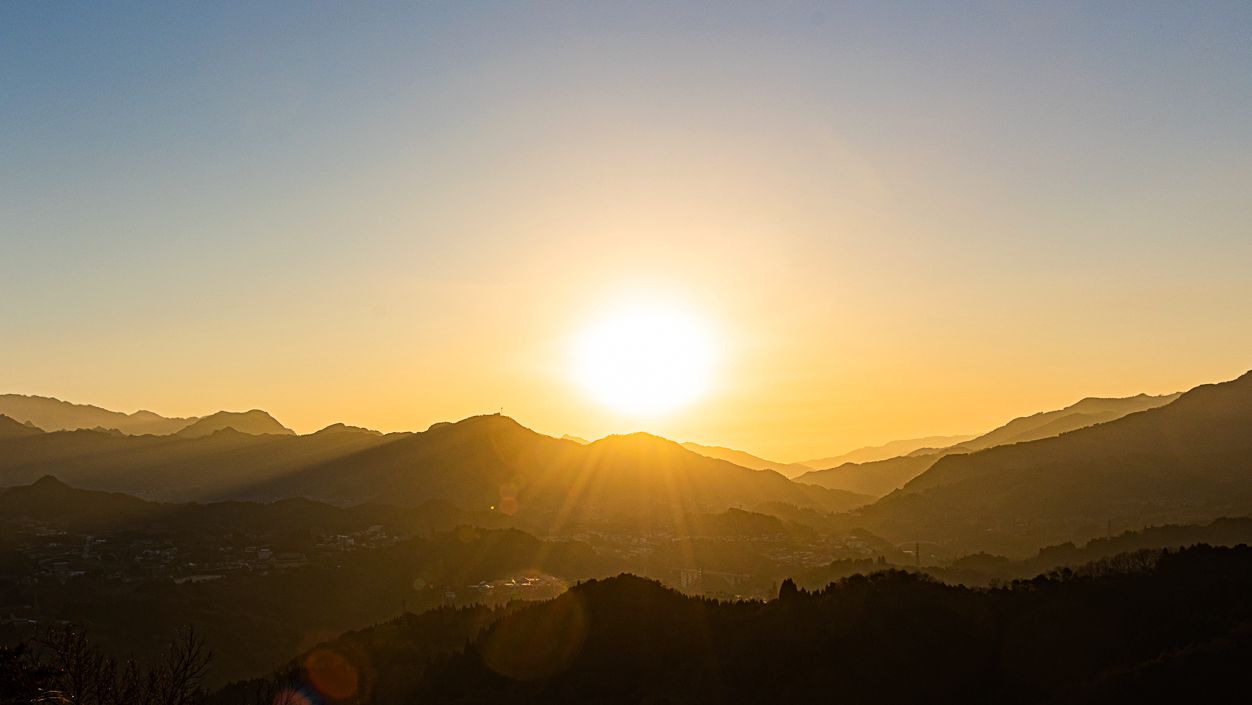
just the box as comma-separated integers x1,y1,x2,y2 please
303,648,359,700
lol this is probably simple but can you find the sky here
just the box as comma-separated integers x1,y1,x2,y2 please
2,1,1251,460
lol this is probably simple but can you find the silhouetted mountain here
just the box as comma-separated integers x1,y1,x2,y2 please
0,424,395,502
0,414,43,439
561,434,590,444
225,545,1252,705
795,392,1179,498
0,414,868,522
0,476,510,536
0,475,157,528
794,515,1252,588
248,415,871,529
1022,516,1252,580
680,442,811,478
0,394,197,434
960,392,1179,451
907,443,969,456
795,451,954,497
854,371,1252,554
175,410,294,438
313,422,384,436
798,434,973,468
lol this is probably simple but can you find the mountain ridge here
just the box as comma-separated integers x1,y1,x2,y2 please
798,434,975,469
680,441,811,478
175,409,295,438
0,412,871,524
0,394,198,435
795,390,1181,498
959,391,1180,451
852,370,1252,554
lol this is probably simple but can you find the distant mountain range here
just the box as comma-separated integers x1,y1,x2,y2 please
0,413,43,439
174,409,294,437
797,435,974,469
0,394,299,437
680,442,811,478
794,453,945,498
0,413,869,531
851,371,1252,554
0,393,197,434
796,391,1180,498
1,373,1246,554
958,391,1180,451
242,416,870,529
316,422,383,436
0,417,399,502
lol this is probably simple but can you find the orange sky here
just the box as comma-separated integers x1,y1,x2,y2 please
4,4,1251,460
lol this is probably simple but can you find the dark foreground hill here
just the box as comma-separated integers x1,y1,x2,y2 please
14,528,606,690
214,544,1252,705
854,370,1252,554
0,478,606,688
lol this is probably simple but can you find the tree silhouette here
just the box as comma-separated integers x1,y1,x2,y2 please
778,577,799,600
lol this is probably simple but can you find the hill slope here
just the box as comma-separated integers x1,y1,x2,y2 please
680,442,811,478
796,391,1180,497
0,475,510,536
0,413,44,439
223,545,1252,705
798,434,973,468
961,392,1179,451
175,410,294,437
0,425,395,501
795,452,952,497
249,415,871,528
0,394,196,434
0,414,868,524
854,371,1252,554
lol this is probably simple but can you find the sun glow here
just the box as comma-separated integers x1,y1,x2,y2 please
571,302,717,416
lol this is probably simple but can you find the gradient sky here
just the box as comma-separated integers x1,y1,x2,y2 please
3,2,1251,460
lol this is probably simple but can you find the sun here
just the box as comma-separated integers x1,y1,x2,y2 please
571,302,717,416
